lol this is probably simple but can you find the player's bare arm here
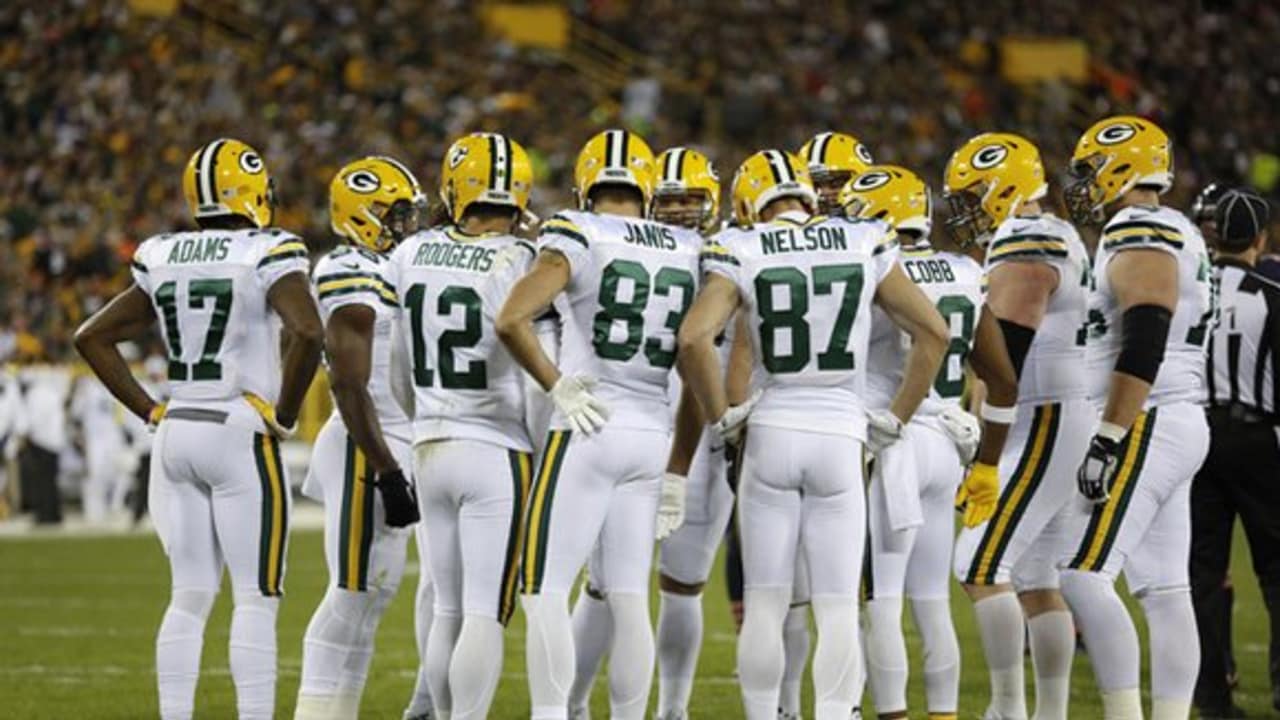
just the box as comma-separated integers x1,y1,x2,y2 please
495,249,570,391
676,272,741,423
873,263,949,423
1100,248,1179,430
966,305,1019,466
267,271,324,427
73,284,162,421
724,312,753,406
325,303,398,473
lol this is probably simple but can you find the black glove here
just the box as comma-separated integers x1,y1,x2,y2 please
1077,434,1121,504
374,468,420,528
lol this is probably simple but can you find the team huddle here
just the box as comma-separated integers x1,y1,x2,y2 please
72,114,1212,720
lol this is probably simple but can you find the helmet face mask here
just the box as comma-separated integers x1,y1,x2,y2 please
1063,155,1108,226
812,170,852,215
944,186,995,248
378,197,424,245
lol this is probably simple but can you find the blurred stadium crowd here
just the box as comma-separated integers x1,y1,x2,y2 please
1,0,1278,364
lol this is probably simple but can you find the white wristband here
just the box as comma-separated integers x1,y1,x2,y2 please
1097,421,1128,443
980,401,1017,424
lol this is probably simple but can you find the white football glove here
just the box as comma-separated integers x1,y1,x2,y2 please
712,390,762,446
550,374,610,436
654,472,687,540
243,392,297,439
865,409,904,454
938,405,981,465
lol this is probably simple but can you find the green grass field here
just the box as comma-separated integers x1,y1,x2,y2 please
0,525,1274,719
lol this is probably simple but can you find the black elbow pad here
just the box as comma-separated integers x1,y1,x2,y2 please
1114,304,1172,383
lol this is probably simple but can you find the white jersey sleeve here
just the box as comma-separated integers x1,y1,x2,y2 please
1086,205,1212,406
985,213,1091,404
538,212,595,284
252,231,311,290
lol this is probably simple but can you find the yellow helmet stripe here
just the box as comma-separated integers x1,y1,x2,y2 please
196,138,228,206
809,132,833,166
605,129,628,170
764,150,793,184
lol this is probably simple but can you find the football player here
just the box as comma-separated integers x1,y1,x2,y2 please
389,132,539,720
844,165,1018,720
798,132,875,215
496,129,702,720
295,157,424,720
74,138,323,719
676,149,948,720
945,133,1091,720
1060,116,1212,720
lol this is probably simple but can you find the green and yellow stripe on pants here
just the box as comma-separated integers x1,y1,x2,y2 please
338,437,376,592
1067,409,1158,572
964,403,1060,586
522,430,572,595
252,433,289,597
497,450,534,624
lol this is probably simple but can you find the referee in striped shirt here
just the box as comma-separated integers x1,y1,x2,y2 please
1191,188,1280,718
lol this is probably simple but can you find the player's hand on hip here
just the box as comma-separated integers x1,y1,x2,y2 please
374,467,420,528
1077,434,1121,504
955,461,999,528
713,390,761,447
655,472,687,540
865,408,904,454
551,374,610,436
937,405,981,465
243,392,297,439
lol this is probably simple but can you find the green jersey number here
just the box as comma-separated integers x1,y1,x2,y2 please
932,294,976,398
155,278,233,381
406,283,486,390
754,263,865,374
592,259,695,369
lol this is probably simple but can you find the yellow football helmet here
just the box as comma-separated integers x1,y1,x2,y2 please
942,132,1047,247
330,156,425,253
182,138,274,228
652,147,721,233
839,164,932,238
574,129,657,209
1065,115,1173,225
441,132,533,224
798,131,874,214
731,150,816,226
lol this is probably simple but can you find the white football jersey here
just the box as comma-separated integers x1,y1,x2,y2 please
130,228,310,413
539,210,702,432
866,245,985,416
702,211,898,440
312,244,411,441
1086,205,1212,407
388,226,535,451
985,213,1091,404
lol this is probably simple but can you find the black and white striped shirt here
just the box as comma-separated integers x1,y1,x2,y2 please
1207,258,1280,417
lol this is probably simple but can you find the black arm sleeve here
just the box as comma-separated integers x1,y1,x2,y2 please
997,318,1036,379
1115,304,1172,383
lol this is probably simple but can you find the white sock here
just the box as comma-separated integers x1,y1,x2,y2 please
910,598,960,716
341,584,396,704
739,587,790,720
569,587,612,713
1026,610,1073,720
606,591,655,720
973,592,1027,720
523,592,574,720
865,596,907,715
656,590,703,716
810,596,858,720
297,588,372,718
1060,570,1140,696
1101,688,1143,720
156,588,214,720
406,561,436,717
781,604,810,717
1141,588,1199,716
426,612,463,718
229,592,279,720
449,615,505,720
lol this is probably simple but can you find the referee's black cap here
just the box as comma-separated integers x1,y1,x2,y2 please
1217,189,1271,251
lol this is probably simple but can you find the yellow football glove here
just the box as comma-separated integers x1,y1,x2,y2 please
955,461,999,528
147,402,167,432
